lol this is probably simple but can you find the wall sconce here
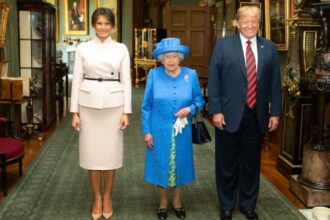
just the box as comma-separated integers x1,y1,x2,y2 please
0,0,10,48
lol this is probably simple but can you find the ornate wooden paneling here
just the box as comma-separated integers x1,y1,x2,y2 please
166,5,211,78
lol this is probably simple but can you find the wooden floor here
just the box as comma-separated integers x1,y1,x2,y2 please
0,104,305,210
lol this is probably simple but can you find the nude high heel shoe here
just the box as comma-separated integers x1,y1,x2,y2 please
102,212,113,219
91,212,102,220
103,197,113,219
92,206,102,220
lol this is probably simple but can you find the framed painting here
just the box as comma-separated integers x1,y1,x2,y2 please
64,0,88,35
289,0,296,18
239,2,263,36
265,0,290,51
95,0,121,41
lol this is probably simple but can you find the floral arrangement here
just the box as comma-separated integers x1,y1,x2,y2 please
62,36,91,46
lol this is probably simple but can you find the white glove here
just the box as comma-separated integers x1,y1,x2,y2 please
173,117,189,136
173,118,181,136
181,117,188,126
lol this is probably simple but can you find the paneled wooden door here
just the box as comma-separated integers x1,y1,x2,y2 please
166,6,211,77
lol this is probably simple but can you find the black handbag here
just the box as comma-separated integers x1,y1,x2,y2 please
192,105,211,144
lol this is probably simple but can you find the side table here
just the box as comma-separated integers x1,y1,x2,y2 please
0,99,28,137
134,58,157,84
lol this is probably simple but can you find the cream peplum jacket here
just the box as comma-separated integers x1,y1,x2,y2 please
70,37,132,113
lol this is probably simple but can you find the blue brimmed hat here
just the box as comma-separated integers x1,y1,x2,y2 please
152,38,190,59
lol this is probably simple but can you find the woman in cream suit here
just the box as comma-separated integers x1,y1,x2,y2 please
70,8,131,220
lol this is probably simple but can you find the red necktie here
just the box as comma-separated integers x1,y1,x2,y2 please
246,40,257,109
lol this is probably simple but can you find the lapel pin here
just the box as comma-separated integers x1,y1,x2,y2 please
184,74,189,82
261,45,264,48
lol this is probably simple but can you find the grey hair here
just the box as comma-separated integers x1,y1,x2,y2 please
157,52,184,64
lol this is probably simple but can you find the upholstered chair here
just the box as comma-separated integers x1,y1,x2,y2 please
0,118,25,196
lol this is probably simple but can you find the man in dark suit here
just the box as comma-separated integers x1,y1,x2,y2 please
208,6,282,220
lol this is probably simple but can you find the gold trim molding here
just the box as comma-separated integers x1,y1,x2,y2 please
0,1,10,48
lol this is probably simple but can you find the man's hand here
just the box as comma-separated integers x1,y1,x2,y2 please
268,117,279,132
212,113,226,130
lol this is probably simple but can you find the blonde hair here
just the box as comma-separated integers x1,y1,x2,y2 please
236,6,261,21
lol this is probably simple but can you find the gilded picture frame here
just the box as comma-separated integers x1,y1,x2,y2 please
95,0,121,41
65,0,89,35
0,1,10,48
265,0,290,51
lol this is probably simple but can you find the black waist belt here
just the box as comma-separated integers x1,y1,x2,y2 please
84,77,119,82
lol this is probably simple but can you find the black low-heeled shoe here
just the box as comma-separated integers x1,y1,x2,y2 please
244,210,258,220
157,208,168,220
220,210,232,220
173,206,186,219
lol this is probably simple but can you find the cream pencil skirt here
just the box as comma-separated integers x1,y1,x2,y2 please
78,105,123,170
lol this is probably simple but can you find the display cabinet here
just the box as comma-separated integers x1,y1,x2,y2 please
277,6,320,177
18,1,56,130
265,0,290,50
134,28,166,83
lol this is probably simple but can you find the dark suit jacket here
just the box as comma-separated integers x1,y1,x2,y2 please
208,34,282,136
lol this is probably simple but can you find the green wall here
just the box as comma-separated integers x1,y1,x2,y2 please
122,0,132,54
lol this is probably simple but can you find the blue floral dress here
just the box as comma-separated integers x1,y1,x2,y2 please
141,66,204,187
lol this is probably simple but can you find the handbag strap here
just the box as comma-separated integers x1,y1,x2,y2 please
193,103,203,122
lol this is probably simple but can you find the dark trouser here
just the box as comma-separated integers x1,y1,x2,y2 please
215,106,263,212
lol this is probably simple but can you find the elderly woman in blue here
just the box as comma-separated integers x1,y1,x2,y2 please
141,38,204,220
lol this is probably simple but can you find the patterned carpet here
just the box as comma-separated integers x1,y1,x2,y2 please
0,88,306,219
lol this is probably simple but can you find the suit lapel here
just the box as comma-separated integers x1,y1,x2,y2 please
257,37,264,82
232,35,246,80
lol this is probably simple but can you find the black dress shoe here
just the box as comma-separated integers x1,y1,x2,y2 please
244,210,258,220
157,208,168,220
173,206,186,219
220,210,232,220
